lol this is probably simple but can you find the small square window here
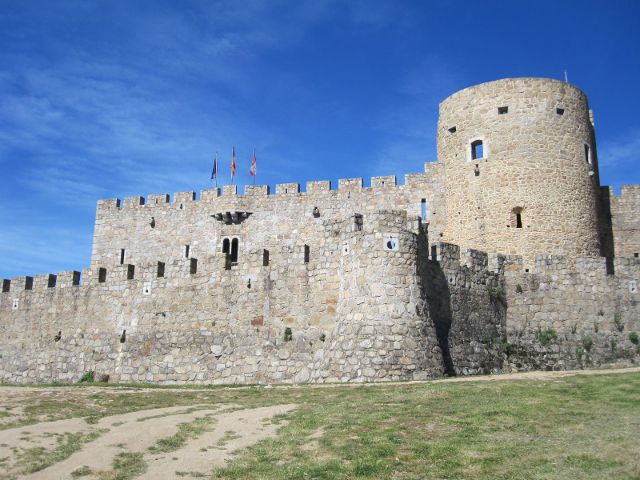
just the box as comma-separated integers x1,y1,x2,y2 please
556,108,565,115
448,126,456,134
498,106,508,114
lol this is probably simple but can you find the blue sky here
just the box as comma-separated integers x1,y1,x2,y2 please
1,0,639,278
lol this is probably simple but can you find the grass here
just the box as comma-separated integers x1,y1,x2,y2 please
16,430,104,474
0,372,639,479
97,452,147,480
148,416,214,453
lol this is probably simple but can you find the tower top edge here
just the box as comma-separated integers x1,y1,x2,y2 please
440,77,587,108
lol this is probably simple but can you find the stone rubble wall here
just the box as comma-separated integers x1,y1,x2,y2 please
502,255,640,370
609,186,640,258
0,211,447,384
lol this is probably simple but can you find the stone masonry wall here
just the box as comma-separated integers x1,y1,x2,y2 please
503,255,640,370
609,186,640,258
0,211,446,384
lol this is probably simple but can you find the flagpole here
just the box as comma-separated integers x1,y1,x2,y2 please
215,152,218,188
253,149,256,185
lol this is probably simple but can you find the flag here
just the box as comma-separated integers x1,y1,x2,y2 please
231,147,236,181
211,152,218,181
250,150,257,177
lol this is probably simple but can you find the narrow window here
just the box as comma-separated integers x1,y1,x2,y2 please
498,106,508,114
354,214,363,231
304,245,310,264
512,207,523,229
190,258,198,275
556,108,565,115
2,279,10,292
222,238,230,254
72,271,81,286
120,249,126,265
474,164,480,176
47,274,57,288
430,245,437,261
25,276,33,290
184,244,190,258
157,262,165,278
127,264,135,280
421,199,427,221
263,249,270,267
230,238,239,263
471,140,484,160
584,144,591,164
448,126,456,134
98,268,107,283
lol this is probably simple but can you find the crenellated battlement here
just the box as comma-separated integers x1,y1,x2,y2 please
94,172,435,212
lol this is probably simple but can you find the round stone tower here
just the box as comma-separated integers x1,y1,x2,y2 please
437,78,601,267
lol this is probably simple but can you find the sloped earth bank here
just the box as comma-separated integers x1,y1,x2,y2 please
0,404,296,479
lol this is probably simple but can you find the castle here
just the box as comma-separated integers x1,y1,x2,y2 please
1,78,639,384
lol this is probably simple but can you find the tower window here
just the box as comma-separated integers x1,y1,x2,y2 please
98,268,107,283
157,262,165,278
498,106,508,114
263,249,270,266
421,199,427,221
190,258,198,275
471,140,484,160
304,245,310,264
222,238,230,255
584,144,592,164
448,126,457,134
634,253,638,258
556,108,565,115
126,265,135,280
354,214,363,231
120,249,126,265
230,238,239,263
512,207,523,229
184,245,190,258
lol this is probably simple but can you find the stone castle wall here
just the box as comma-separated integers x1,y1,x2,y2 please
0,211,449,384
437,78,602,269
609,186,640,258
502,255,640,370
90,168,446,272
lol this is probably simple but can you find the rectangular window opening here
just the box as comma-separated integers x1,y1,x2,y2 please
430,245,438,261
421,199,427,221
184,244,190,258
304,245,310,264
120,248,126,265
448,126,456,134
127,264,135,280
471,140,484,160
584,144,591,164
190,258,198,275
634,253,639,258
2,279,10,293
98,268,107,283
47,274,57,288
556,108,565,115
263,249,270,267
25,276,33,290
72,271,81,286
354,214,363,231
498,106,508,114
157,262,165,278
516,213,523,229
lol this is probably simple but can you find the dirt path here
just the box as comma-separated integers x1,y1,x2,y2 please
0,403,296,479
140,404,296,479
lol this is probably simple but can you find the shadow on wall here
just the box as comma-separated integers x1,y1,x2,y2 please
419,233,508,376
